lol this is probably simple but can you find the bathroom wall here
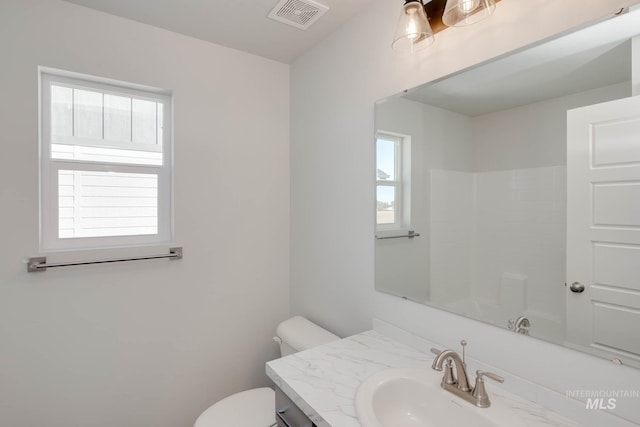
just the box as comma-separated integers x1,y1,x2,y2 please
471,82,630,172
0,2,289,427
429,169,474,305
429,164,566,331
416,103,474,305
290,0,640,425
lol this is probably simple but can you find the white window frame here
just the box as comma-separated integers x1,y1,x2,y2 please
39,69,173,251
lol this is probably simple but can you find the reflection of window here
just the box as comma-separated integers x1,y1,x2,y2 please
40,70,172,250
376,133,409,229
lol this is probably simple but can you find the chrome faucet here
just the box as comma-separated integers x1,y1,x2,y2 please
431,341,504,408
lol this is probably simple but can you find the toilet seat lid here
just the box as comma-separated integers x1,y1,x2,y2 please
194,387,275,427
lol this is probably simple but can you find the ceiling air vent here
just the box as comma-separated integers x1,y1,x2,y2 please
268,0,329,30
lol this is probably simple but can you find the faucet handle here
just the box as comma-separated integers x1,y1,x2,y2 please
430,347,443,356
472,370,504,408
476,370,504,383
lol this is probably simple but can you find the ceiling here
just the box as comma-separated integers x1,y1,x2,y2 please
402,9,640,116
405,41,631,117
64,0,374,63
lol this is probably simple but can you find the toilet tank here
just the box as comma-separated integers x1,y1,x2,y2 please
275,316,340,357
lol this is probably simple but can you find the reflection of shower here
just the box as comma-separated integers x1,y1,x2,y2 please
508,316,530,335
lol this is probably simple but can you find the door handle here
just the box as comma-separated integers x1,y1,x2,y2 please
569,281,585,293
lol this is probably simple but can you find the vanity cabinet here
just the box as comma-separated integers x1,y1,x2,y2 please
275,387,316,427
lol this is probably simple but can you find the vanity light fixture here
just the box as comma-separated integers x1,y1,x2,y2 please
392,0,499,52
392,0,435,53
443,0,496,27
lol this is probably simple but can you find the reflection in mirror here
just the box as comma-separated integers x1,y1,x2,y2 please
375,8,640,367
376,135,400,226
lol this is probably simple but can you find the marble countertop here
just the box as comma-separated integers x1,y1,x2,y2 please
266,330,580,427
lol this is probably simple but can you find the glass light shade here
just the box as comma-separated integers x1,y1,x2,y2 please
442,0,496,27
392,0,434,53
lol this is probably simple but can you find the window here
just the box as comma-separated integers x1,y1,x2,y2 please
40,70,172,250
376,132,410,229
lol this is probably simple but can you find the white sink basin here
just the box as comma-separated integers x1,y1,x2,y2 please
355,368,526,427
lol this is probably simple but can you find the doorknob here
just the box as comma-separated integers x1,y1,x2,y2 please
569,282,585,293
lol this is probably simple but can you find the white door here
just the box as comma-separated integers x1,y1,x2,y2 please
567,95,640,366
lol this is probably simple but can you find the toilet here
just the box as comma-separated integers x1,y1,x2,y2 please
194,316,340,427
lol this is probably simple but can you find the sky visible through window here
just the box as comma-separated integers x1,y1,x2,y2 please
376,137,395,203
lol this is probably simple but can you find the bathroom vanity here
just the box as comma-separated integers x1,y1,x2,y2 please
266,328,582,427
275,386,316,427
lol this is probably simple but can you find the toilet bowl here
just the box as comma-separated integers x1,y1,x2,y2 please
194,387,275,427
194,316,339,427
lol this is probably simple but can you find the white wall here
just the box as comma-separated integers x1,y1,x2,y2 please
290,0,640,425
473,166,566,321
472,82,630,172
634,35,640,95
0,2,289,427
429,169,474,304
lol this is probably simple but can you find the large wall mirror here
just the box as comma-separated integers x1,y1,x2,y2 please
375,9,640,367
